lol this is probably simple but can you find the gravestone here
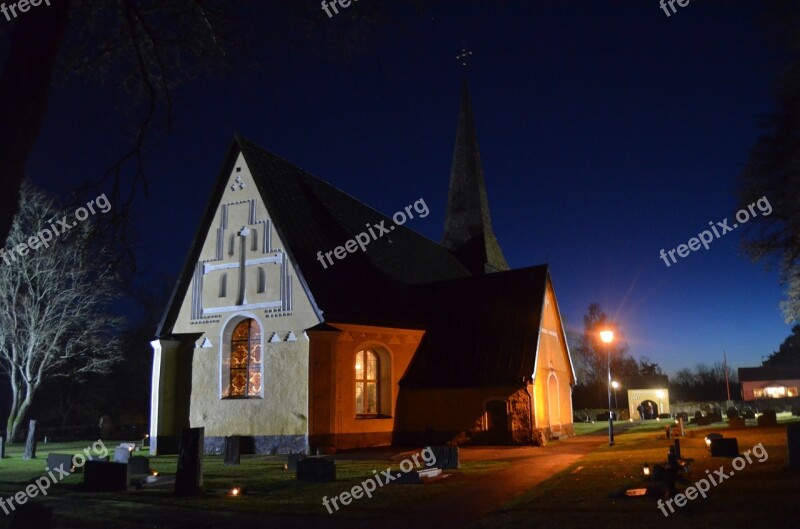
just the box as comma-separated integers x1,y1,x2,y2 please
726,407,739,419
710,438,739,457
129,455,150,476
729,417,746,428
46,454,76,474
84,461,130,491
286,453,307,471
9,502,52,529
296,457,336,482
0,435,5,459
696,416,711,426
224,436,240,466
677,417,686,437
23,420,37,460
788,423,800,469
175,427,204,497
428,446,460,469
758,410,778,427
393,468,443,484
114,447,131,464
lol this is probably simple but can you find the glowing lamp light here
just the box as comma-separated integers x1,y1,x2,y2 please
229,487,242,497
643,463,651,477
151,470,159,477
599,330,614,343
611,381,620,390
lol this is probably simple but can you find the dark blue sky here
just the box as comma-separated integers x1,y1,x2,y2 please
26,0,793,376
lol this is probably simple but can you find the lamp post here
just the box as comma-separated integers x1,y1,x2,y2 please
600,329,615,446
656,390,664,418
611,380,620,410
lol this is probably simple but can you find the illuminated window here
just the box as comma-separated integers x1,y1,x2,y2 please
228,319,262,398
355,350,378,416
754,386,797,399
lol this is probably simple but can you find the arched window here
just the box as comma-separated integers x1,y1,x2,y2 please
219,273,227,298
257,267,266,294
229,318,262,398
355,350,378,415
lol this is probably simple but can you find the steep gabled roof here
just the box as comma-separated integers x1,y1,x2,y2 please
158,136,471,336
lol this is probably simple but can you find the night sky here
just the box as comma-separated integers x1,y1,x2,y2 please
24,1,793,376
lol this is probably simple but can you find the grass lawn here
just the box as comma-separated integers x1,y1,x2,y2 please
0,440,504,527
1,416,797,528
472,414,800,529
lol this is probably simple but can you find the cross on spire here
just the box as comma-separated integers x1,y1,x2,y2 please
456,47,473,68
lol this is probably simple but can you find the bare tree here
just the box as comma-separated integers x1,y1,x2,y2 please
0,182,123,441
0,0,423,247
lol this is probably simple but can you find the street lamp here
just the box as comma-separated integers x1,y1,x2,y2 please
611,380,620,410
656,390,664,418
600,329,615,446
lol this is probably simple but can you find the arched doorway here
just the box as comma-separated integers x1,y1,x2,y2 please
547,373,561,433
638,399,658,420
486,400,509,445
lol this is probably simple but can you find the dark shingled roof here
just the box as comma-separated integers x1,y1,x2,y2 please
158,137,573,389
401,265,552,388
738,366,800,382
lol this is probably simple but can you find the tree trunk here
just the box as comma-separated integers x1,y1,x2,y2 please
7,392,33,442
23,419,37,459
0,0,72,245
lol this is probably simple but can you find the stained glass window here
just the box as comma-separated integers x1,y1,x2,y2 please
355,350,378,415
229,318,262,397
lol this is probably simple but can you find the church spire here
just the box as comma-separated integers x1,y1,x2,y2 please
441,79,509,274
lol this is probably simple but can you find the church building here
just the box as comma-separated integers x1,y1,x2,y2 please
149,82,576,455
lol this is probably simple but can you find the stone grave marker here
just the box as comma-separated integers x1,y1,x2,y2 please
114,446,132,464
22,420,37,460
758,410,778,427
710,438,739,457
0,435,5,459
788,423,800,469
46,454,76,474
129,455,150,476
428,446,459,469
175,427,204,496
84,461,130,491
224,436,240,466
286,453,307,471
9,502,52,529
296,457,336,482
